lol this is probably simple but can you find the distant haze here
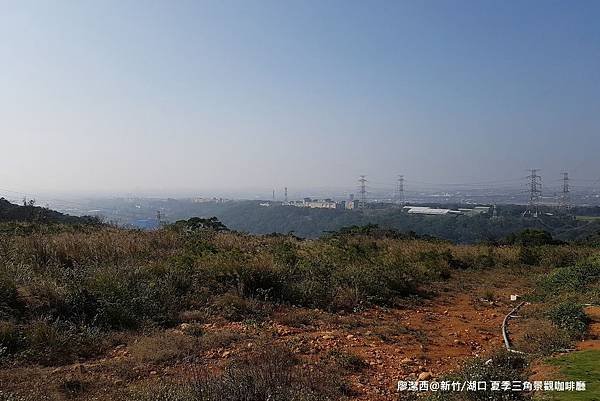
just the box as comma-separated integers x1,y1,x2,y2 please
1,1,599,198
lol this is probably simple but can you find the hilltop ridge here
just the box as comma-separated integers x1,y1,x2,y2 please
0,198,99,225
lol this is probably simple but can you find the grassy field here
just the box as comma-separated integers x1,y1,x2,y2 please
536,350,600,401
1,220,599,400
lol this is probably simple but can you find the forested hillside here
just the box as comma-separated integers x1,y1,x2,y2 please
145,200,600,244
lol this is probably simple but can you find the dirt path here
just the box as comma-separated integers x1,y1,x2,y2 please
280,267,532,400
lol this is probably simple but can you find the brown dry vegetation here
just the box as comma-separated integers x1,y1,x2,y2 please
0,221,599,401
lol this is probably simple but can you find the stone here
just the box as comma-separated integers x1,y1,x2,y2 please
417,371,432,381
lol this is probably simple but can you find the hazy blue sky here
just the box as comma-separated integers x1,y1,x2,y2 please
1,1,599,197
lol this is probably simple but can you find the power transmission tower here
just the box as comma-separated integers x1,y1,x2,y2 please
358,175,367,210
156,210,162,225
395,175,405,205
523,169,542,217
560,172,570,211
272,189,275,201
284,187,288,203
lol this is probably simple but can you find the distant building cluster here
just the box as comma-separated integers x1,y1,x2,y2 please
192,197,229,203
267,196,492,216
283,197,360,210
403,205,490,216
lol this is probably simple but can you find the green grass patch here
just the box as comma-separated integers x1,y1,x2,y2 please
540,350,600,401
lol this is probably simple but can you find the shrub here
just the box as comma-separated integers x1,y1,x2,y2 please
199,329,244,350
539,258,600,295
60,378,87,397
21,319,106,366
518,246,539,266
180,323,204,337
473,249,497,269
275,308,319,327
546,301,590,339
0,321,23,357
481,289,496,302
0,273,22,319
89,263,196,329
272,241,298,266
281,263,334,309
211,293,272,322
516,319,572,355
335,263,422,306
505,229,558,246
330,287,361,312
330,350,368,372
125,345,348,401
428,349,529,400
128,332,198,363
236,264,286,301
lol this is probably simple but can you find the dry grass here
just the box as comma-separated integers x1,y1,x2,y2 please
128,332,198,363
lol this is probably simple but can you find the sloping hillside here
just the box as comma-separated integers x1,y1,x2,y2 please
0,198,98,225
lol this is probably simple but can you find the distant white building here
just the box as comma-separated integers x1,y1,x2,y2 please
405,206,454,215
403,205,491,216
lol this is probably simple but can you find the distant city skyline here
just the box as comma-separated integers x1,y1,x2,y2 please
1,1,599,195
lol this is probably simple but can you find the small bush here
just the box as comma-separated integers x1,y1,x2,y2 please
180,323,204,337
179,310,207,323
129,332,197,363
516,319,572,355
125,345,348,401
330,350,368,372
473,251,496,269
0,321,23,357
0,273,22,319
60,378,87,397
21,320,106,366
481,289,496,301
275,308,318,327
505,229,558,246
428,349,529,401
211,293,272,322
539,258,600,295
518,246,539,266
89,264,196,329
546,301,590,339
199,329,244,350
272,241,298,266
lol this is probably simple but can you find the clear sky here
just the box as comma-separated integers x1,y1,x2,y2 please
1,1,599,197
